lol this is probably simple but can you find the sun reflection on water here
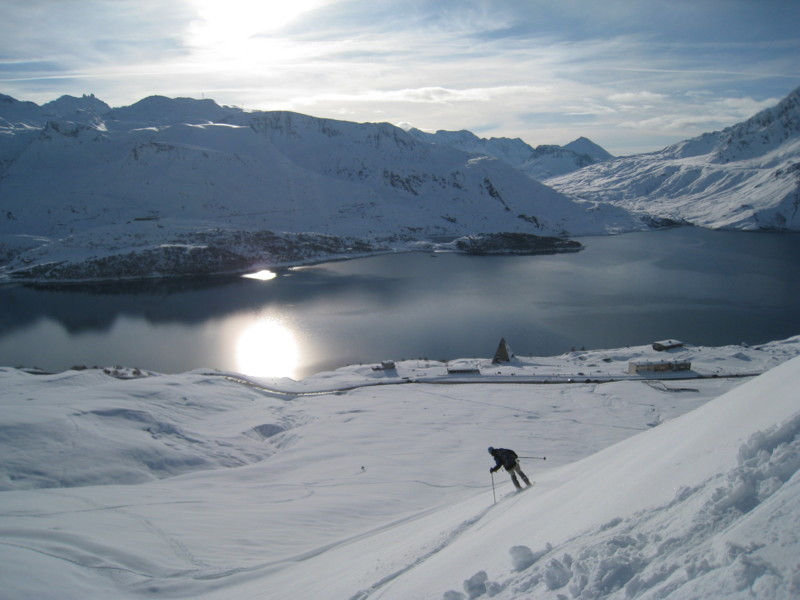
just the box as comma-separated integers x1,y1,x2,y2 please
242,269,277,281
236,318,299,379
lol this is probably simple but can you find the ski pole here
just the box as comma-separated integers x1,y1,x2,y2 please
519,456,547,460
491,471,496,505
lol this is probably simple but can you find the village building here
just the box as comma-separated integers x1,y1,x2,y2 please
628,360,692,374
652,339,685,351
447,360,480,374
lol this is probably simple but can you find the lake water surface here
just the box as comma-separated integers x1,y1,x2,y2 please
1,227,798,379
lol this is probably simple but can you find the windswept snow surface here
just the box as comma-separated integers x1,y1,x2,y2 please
1,338,799,599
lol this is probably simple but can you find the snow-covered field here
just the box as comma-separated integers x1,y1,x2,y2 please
1,338,799,599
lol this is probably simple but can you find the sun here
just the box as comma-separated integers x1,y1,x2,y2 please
188,0,328,46
236,318,300,378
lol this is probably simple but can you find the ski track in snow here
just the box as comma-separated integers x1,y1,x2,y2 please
350,510,493,600
438,413,800,599
2,487,213,579
354,485,539,600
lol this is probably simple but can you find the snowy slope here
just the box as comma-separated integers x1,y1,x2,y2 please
405,127,614,181
549,86,800,231
0,337,798,599
379,352,800,600
0,94,641,282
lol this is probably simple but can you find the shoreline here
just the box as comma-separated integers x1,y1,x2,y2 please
8,336,797,392
0,232,586,286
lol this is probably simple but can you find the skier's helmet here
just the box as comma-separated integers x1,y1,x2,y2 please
487,447,495,454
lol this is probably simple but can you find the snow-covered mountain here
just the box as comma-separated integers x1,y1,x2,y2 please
1,337,799,599
548,86,800,231
405,127,614,181
0,94,641,282
3,87,798,282
563,136,614,161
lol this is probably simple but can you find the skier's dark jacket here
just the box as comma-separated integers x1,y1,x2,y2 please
490,448,518,472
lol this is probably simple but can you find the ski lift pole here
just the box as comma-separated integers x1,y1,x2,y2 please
491,471,496,505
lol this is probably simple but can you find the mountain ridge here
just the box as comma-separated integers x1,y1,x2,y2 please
1,87,798,282
548,86,800,231
0,94,643,282
405,126,615,181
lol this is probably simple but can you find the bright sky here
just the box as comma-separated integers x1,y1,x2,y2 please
1,0,798,155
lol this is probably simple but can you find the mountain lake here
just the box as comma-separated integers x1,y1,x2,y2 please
1,226,798,379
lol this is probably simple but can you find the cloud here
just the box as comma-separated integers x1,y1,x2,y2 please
608,91,668,104
617,94,783,132
0,1,192,64
288,85,546,107
717,96,783,119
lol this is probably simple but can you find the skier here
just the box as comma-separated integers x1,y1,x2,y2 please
488,446,531,490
